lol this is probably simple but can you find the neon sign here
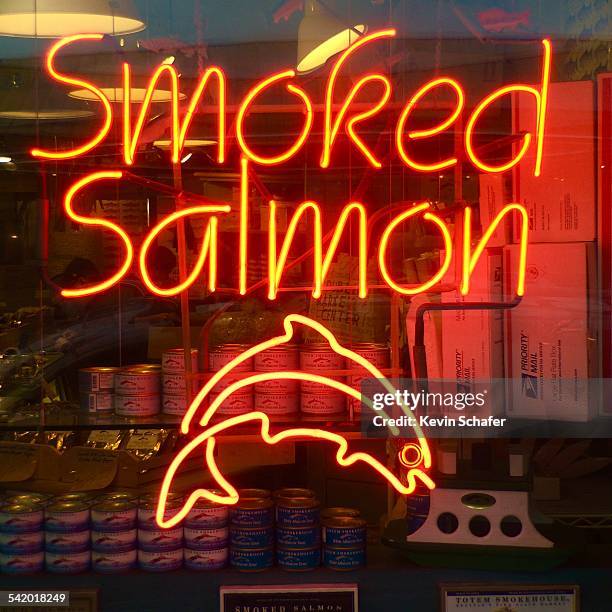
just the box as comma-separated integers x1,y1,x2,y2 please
32,30,553,526
33,30,551,300
158,314,434,528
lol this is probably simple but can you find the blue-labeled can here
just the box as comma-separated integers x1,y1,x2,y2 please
230,547,274,572
0,503,43,533
91,528,137,553
322,517,366,547
229,498,274,528
406,485,430,535
45,550,90,574
276,497,320,527
323,546,365,571
277,547,320,571
44,530,89,554
138,547,182,572
0,550,44,574
91,501,137,532
230,525,273,549
0,531,43,554
91,548,136,573
276,525,320,548
184,546,227,571
184,526,228,551
137,527,183,552
45,501,90,533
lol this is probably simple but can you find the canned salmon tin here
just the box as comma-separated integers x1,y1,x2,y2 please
98,491,139,503
274,488,315,500
162,372,198,395
300,344,345,394
44,530,89,554
323,546,365,571
229,498,274,528
91,528,137,553
322,517,367,547
79,367,118,393
114,394,160,417
300,343,345,371
0,550,44,574
5,493,51,506
277,547,320,571
256,393,299,415
54,492,96,505
184,498,229,529
161,394,188,416
184,546,227,571
91,548,136,573
161,348,198,373
184,526,228,551
254,346,299,393
212,390,253,415
45,550,89,574
229,525,273,549
321,507,360,521
82,392,114,413
115,367,160,395
230,547,273,572
276,498,320,527
91,501,137,532
138,527,183,552
138,495,183,530
209,345,252,372
0,503,43,533
238,489,271,499
138,547,182,572
45,501,90,533
300,392,346,415
0,531,43,554
276,525,320,548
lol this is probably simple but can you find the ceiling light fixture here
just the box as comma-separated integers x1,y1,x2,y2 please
69,87,186,103
296,0,367,74
0,0,145,38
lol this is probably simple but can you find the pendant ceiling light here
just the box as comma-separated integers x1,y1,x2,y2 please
0,0,145,38
296,0,366,74
69,88,186,103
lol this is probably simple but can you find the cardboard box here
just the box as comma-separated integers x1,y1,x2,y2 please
406,292,442,381
513,80,596,242
478,174,511,247
504,242,598,421
597,73,611,398
440,250,505,414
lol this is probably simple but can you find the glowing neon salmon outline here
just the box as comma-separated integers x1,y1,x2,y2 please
158,314,434,528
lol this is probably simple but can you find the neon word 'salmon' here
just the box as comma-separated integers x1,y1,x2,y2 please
33,31,551,300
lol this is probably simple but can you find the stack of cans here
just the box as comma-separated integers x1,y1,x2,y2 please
229,490,274,572
161,348,199,417
79,367,118,414
322,508,366,571
0,494,46,574
346,343,389,415
254,346,299,418
44,494,91,573
90,494,138,572
275,488,321,571
114,365,161,418
138,493,183,571
183,495,229,571
208,344,253,416
300,344,346,416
